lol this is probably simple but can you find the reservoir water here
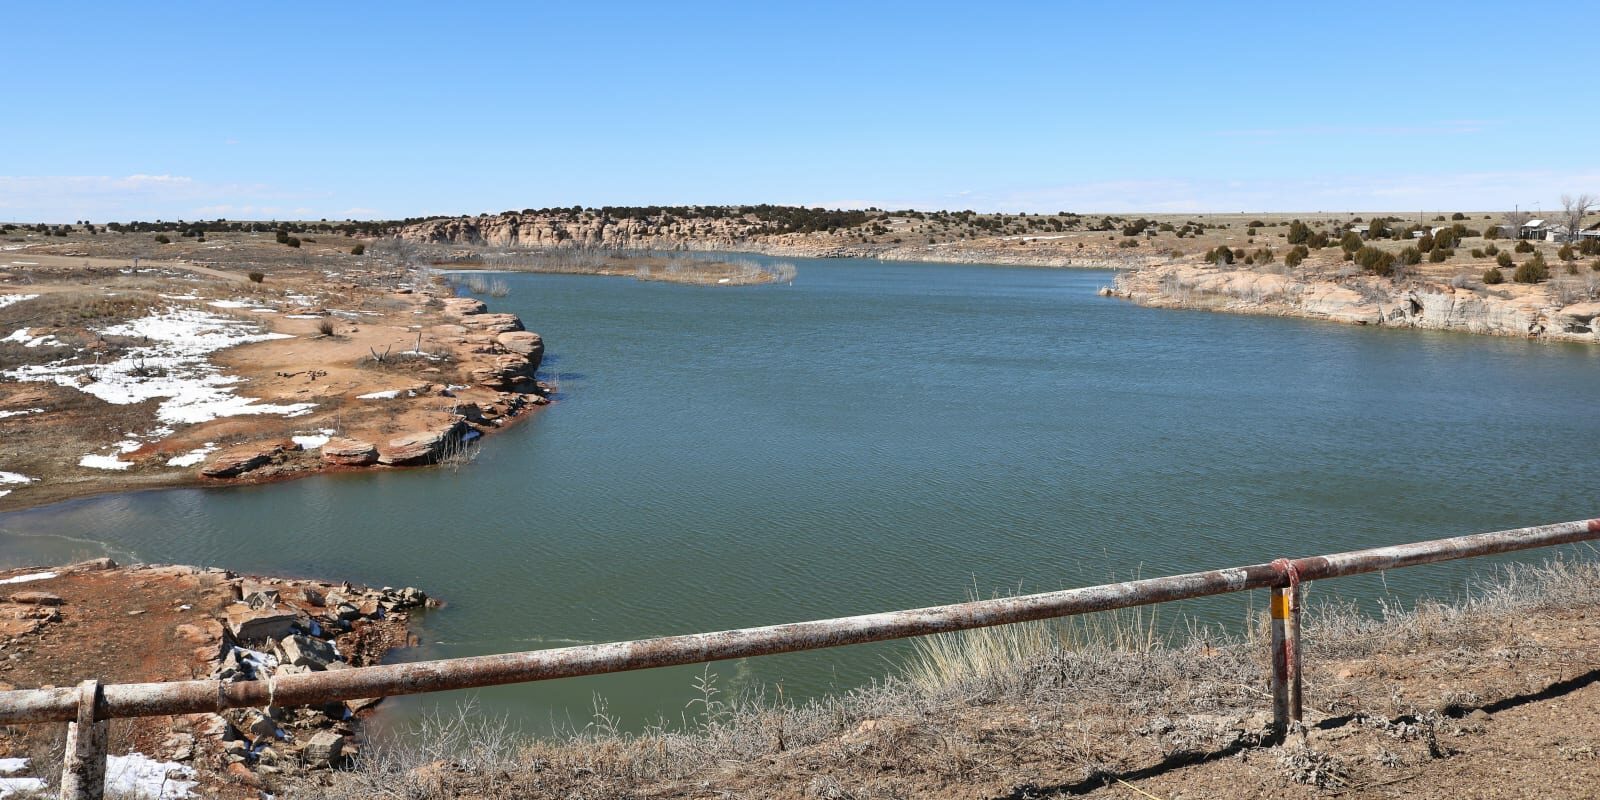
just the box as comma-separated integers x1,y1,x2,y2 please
3,257,1598,733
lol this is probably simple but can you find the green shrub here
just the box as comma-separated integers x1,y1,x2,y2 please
1451,212,1467,220
1485,243,1499,256
1429,247,1450,263
350,244,365,255
1513,253,1549,283
1307,231,1329,249
248,271,265,283
1483,267,1505,284
1340,232,1364,253
1398,246,1422,265
1470,248,1485,258
1284,248,1304,268
285,237,301,248
153,234,170,244
1418,234,1435,253
1287,220,1310,244
1558,244,1575,262
1497,251,1514,268
1484,226,1501,240
1514,240,1534,253
1355,245,1395,276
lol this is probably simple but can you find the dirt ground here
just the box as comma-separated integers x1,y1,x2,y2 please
0,232,550,512
0,558,425,798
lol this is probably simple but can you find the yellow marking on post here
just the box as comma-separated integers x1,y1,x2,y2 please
1270,592,1290,619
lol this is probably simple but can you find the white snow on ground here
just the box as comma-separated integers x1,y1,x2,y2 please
206,299,256,309
0,408,44,418
291,429,336,449
0,571,57,585
357,389,400,400
159,294,200,300
284,314,321,319
2,307,315,425
166,443,219,467
0,294,38,309
104,752,196,799
2,328,60,348
81,454,133,470
0,757,43,798
0,472,33,485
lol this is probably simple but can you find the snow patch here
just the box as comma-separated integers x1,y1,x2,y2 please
2,328,60,348
159,294,200,301
104,752,197,799
291,429,336,450
166,443,219,467
0,571,57,585
0,294,38,309
0,776,46,797
0,472,33,485
0,408,44,419
3,307,315,425
357,389,400,400
80,454,134,470
206,299,255,309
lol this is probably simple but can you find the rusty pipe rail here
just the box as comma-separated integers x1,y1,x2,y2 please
1,517,1596,727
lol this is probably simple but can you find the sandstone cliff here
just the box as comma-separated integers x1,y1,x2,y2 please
1112,263,1600,344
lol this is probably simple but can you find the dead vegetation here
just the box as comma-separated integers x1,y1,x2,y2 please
286,554,1600,799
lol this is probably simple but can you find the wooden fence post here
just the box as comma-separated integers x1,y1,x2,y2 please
60,679,106,800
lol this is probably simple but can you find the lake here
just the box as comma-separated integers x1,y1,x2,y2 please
3,256,1598,733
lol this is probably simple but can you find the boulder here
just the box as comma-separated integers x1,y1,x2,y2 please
201,443,284,478
459,313,523,334
301,731,346,767
276,634,340,670
469,353,535,389
320,437,379,467
225,605,308,642
7,591,63,606
496,330,543,358
378,419,470,466
441,297,486,316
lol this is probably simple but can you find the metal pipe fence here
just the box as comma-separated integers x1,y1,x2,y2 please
3,517,1597,799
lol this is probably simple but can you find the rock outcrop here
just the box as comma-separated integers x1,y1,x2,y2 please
201,443,285,478
378,419,470,466
320,437,379,467
1113,264,1600,344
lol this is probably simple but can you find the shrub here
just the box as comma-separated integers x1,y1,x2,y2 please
153,234,170,244
1307,231,1329,249
1497,251,1514,268
1485,243,1500,256
1581,238,1600,256
1484,226,1501,240
1418,234,1435,253
1558,244,1575,262
1205,246,1235,265
1470,248,1485,258
1593,258,1600,271
1513,253,1549,283
1429,247,1450,263
1252,247,1274,265
285,237,301,248
1287,220,1310,244
1340,232,1364,253
1284,248,1304,268
316,318,335,336
1514,240,1534,253
1483,267,1505,284
1452,212,1467,220
275,230,289,243
247,271,265,283
1398,246,1423,265
350,244,365,256
1434,229,1458,250
1355,245,1396,276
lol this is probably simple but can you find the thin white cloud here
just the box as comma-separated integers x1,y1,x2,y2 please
813,170,1600,214
0,175,365,222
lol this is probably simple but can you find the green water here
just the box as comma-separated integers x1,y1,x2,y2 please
3,257,1598,733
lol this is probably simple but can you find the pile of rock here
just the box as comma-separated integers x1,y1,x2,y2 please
205,582,432,774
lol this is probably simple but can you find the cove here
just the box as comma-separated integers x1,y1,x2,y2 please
3,256,1598,733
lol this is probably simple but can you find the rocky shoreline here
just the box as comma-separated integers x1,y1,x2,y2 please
0,558,431,797
1110,262,1600,345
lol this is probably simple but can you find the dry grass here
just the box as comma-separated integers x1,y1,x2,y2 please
286,553,1600,799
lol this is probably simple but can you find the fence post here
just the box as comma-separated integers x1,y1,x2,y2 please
60,679,106,800
1287,581,1303,727
1269,586,1288,738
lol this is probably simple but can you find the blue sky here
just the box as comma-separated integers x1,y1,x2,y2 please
4,1,1597,221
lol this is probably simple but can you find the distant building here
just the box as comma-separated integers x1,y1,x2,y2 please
1521,219,1547,239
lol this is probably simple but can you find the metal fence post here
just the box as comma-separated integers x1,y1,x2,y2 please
1287,580,1303,727
1269,587,1288,737
60,679,106,800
